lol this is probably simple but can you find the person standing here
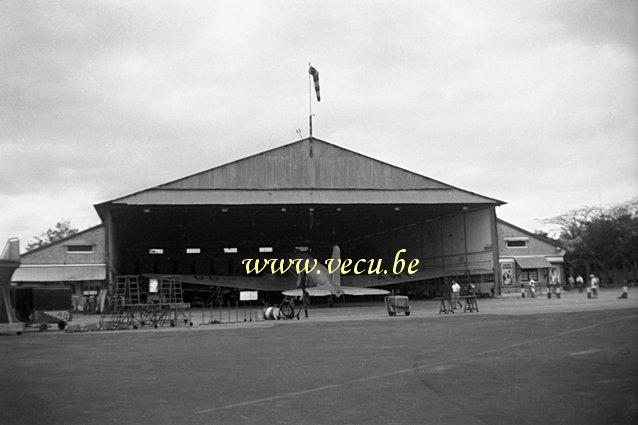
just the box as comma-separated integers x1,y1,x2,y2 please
590,274,599,298
550,268,560,292
576,275,584,293
296,288,309,319
296,271,310,319
451,280,462,309
567,275,575,291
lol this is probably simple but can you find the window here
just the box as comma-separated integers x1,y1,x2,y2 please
186,248,201,254
506,240,528,248
67,245,93,253
520,269,538,281
82,281,101,296
149,248,164,255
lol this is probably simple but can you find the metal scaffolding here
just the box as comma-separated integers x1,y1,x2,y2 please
99,275,192,330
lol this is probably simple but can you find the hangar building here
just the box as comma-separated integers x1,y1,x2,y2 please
93,138,504,299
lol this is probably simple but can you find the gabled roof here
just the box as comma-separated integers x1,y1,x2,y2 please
497,219,563,249
96,137,504,213
155,138,451,190
21,224,104,257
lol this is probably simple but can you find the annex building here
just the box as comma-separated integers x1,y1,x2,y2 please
498,219,566,290
11,225,107,312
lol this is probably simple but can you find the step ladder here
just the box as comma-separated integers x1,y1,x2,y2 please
147,277,190,328
99,275,141,330
159,277,184,304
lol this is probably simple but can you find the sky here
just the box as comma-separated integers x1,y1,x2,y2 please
1,0,636,250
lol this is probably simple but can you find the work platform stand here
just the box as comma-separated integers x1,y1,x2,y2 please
99,276,192,330
99,275,142,330
142,277,192,328
437,295,479,314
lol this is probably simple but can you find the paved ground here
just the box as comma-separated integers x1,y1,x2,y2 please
1,289,637,424
60,287,638,329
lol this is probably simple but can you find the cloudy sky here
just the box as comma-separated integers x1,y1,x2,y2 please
1,0,636,249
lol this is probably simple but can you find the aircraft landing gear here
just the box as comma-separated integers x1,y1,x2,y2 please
279,298,295,319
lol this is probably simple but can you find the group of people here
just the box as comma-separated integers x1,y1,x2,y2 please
449,279,477,309
566,274,600,296
524,273,600,298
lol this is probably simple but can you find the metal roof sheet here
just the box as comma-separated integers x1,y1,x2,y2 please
12,265,106,282
514,256,553,269
110,189,499,205
156,139,452,191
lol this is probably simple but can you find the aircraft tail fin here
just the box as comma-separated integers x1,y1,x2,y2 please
0,238,19,263
329,245,343,296
1,238,20,286
0,238,22,327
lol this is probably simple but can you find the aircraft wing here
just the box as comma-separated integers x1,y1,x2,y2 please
143,274,297,292
282,286,389,297
282,288,333,297
342,267,494,288
340,286,389,296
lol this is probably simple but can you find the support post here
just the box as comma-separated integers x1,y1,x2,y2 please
489,206,502,297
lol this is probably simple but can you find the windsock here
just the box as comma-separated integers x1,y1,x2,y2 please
309,66,320,101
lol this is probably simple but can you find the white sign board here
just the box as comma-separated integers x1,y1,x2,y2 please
149,279,158,293
240,291,258,301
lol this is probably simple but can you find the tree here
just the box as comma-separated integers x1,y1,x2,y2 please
533,230,556,241
26,219,79,251
543,199,638,283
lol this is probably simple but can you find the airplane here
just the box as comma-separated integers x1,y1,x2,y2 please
144,245,390,299
143,243,497,303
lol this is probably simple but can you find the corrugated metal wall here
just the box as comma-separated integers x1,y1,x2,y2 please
342,207,494,276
